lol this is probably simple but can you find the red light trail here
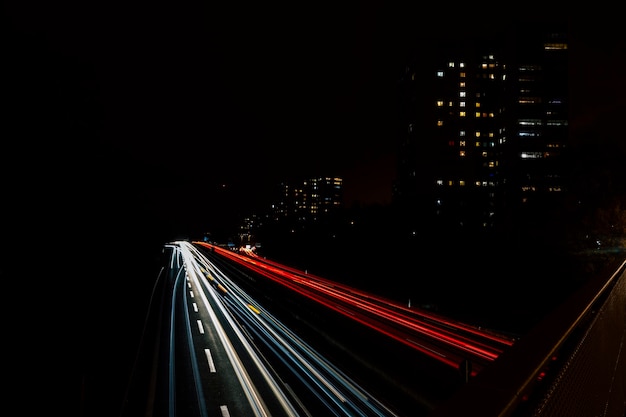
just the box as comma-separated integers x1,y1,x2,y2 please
197,242,516,376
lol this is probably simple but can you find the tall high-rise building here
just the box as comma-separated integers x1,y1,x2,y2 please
393,19,569,238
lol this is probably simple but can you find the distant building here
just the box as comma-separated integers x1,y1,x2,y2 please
394,19,569,237
270,177,343,226
238,214,262,245
232,176,344,247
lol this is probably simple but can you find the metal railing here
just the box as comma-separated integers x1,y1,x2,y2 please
429,256,626,417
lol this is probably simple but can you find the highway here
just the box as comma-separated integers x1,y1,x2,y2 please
125,240,406,416
196,242,516,376
122,240,521,417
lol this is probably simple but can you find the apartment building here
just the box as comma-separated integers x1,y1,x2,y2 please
394,19,569,238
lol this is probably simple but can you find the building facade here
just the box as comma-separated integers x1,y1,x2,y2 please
394,20,569,239
270,177,344,225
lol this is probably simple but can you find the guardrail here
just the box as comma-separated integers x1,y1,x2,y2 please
429,256,626,417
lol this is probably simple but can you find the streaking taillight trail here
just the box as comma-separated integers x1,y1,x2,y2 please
197,242,516,375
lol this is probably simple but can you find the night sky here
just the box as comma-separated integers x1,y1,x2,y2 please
5,4,626,241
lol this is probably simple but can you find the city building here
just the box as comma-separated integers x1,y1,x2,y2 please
236,176,344,246
393,19,570,239
270,176,344,225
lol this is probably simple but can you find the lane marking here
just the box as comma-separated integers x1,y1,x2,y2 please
205,349,216,373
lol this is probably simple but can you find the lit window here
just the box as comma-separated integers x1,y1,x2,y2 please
521,151,543,159
459,81,465,87
459,62,465,68
459,140,466,147
437,120,443,126
436,100,444,107
460,101,465,107
475,112,481,117
459,180,466,186
459,151,466,157
475,141,481,147
489,112,495,117
459,91,466,97
482,151,488,157
459,130,466,136
460,72,466,78
436,180,443,186
475,102,481,108
437,71,444,77
459,111,466,117
448,62,455,68
519,97,542,104
475,131,481,137
544,42,567,50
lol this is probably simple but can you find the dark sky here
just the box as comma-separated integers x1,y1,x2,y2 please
4,2,626,240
